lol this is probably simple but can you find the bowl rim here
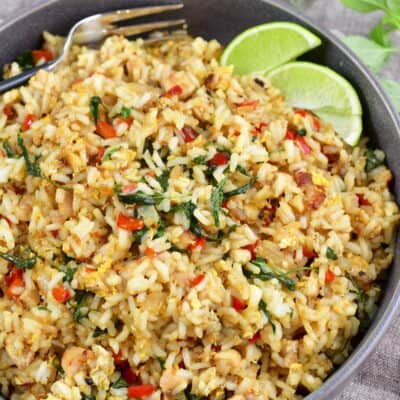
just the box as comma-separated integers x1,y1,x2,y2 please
1,0,400,398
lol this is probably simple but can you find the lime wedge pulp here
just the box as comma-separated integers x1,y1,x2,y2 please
267,62,363,146
220,22,321,75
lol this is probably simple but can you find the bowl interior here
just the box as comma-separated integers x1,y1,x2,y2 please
1,1,399,399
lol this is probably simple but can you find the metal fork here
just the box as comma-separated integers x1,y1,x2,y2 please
0,4,185,93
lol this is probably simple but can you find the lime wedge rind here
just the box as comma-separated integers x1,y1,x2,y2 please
220,22,322,75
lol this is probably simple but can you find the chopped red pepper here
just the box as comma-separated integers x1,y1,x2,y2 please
254,122,268,134
248,331,261,343
23,114,36,131
96,120,117,139
121,366,137,385
128,384,155,398
112,351,126,366
208,152,229,166
325,269,335,283
232,296,246,312
303,246,316,259
50,229,59,238
5,267,24,299
115,116,133,128
52,286,71,303
285,130,296,140
32,49,53,63
357,193,371,206
85,267,96,273
117,213,145,231
312,116,321,132
144,247,155,258
3,104,16,119
221,200,229,209
96,147,105,164
188,236,206,252
178,359,185,369
295,135,311,155
190,273,205,287
181,126,198,143
121,183,137,194
164,85,183,98
242,240,259,260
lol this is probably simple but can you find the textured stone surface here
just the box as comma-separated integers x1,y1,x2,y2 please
0,1,399,399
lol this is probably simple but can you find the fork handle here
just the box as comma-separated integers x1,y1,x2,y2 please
0,63,55,93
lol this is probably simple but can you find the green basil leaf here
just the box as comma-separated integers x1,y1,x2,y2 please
0,251,36,270
62,266,77,283
132,227,149,242
89,96,102,124
117,190,164,206
210,178,226,228
258,299,276,333
111,376,128,389
223,177,256,199
3,141,20,159
193,155,207,165
17,134,42,177
369,20,393,47
171,202,202,237
365,148,385,172
92,327,107,337
120,106,131,119
16,51,34,71
154,219,166,238
156,170,169,192
326,247,338,260
103,146,121,161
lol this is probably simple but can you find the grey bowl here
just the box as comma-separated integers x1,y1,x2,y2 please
1,0,399,399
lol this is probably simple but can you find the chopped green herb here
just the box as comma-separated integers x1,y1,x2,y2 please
62,266,77,283
365,148,385,172
16,51,34,71
210,178,227,228
326,247,338,260
259,299,276,333
117,189,164,206
70,290,90,323
52,356,64,375
296,128,307,136
17,134,42,177
156,169,169,191
0,250,36,270
3,141,20,159
103,146,121,161
154,219,166,238
111,376,128,389
143,137,154,155
171,202,202,237
89,96,102,124
157,357,166,369
37,305,49,311
184,384,202,400
236,165,250,176
120,106,131,119
244,257,296,291
193,155,207,165
223,177,256,200
93,327,107,337
132,227,149,242
81,394,95,400
169,244,187,253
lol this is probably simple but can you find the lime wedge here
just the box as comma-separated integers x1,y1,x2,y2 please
267,62,363,146
220,22,321,75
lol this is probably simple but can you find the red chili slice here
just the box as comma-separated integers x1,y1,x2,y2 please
52,286,71,303
190,273,205,287
117,214,145,231
232,296,246,311
357,193,371,206
3,104,16,119
325,269,335,283
96,121,117,139
23,114,37,131
248,331,261,343
164,85,183,98
188,236,206,252
295,136,311,155
181,126,198,143
285,130,296,140
128,384,155,398
32,49,53,62
303,246,316,259
242,240,259,260
208,152,229,166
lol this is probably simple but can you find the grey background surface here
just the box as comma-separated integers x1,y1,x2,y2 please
1,0,399,399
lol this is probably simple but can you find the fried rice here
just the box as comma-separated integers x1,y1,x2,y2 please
0,32,398,400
